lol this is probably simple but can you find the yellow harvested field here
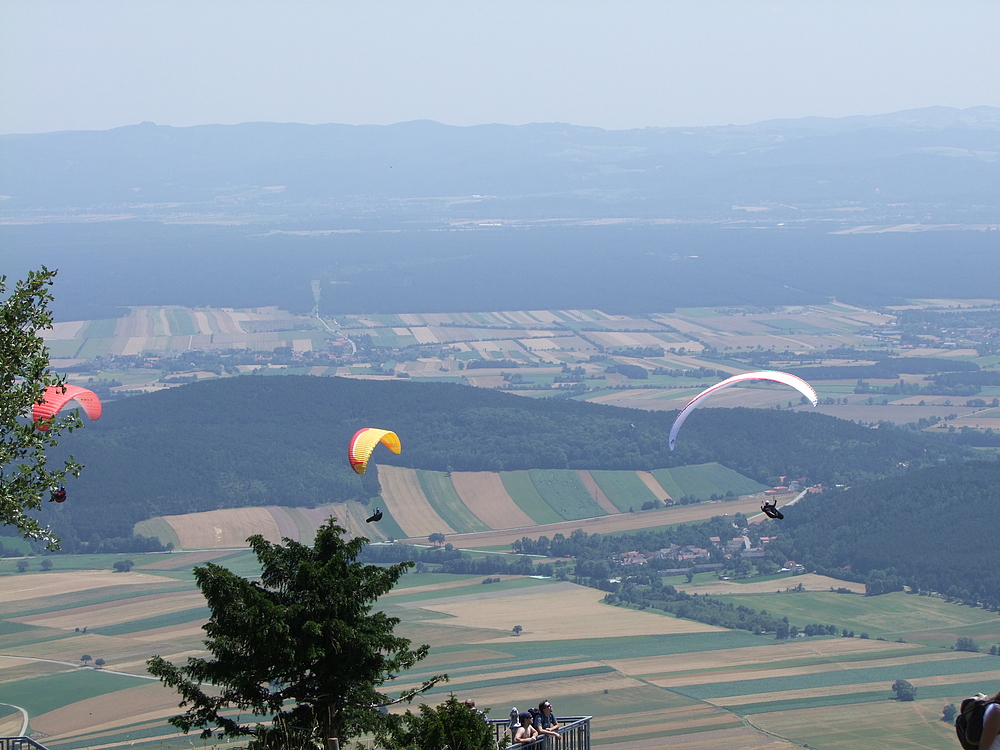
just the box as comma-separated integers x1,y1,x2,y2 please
577,470,620,514
12,590,205,630
596,710,739,739
636,470,671,500
138,502,393,550
443,660,606,687
128,621,208,643
291,503,385,544
31,682,179,738
137,550,235,570
749,698,957,750
0,658,66,682
606,637,925,680
380,466,456,537
0,713,21,736
678,573,866,595
451,472,535,529
449,673,645,713
162,505,281,548
191,310,213,334
420,496,764,547
713,666,1000,707
410,326,439,344
599,726,800,750
412,582,724,641
384,575,518,599
43,320,86,340
0,571,173,601
528,310,562,324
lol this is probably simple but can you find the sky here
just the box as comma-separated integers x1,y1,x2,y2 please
2,0,999,135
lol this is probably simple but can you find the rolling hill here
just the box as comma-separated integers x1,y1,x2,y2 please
39,374,969,548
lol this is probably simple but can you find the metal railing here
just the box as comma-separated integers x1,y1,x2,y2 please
490,716,591,750
0,739,49,750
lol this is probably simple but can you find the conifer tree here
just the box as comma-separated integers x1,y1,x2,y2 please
148,521,446,748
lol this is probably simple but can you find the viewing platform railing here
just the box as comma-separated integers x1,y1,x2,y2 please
489,716,591,750
0,738,49,750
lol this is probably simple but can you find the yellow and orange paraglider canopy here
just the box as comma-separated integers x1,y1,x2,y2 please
348,428,401,475
32,385,103,431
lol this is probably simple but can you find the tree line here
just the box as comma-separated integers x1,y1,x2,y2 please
771,461,1000,604
41,375,971,544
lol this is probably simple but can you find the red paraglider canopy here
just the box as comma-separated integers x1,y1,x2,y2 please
33,385,102,431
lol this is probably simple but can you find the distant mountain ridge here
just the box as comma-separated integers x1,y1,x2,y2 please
2,106,997,222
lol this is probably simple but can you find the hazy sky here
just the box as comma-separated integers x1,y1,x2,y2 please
2,1,998,135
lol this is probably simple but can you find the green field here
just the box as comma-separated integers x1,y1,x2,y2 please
650,467,685,499
590,470,659,511
691,462,769,496
417,471,490,533
500,471,564,524
716,590,1000,647
0,669,151,719
94,607,211,636
132,517,182,549
2,536,993,749
651,462,767,501
527,470,607,520
668,464,735,499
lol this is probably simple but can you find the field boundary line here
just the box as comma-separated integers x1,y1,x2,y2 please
0,703,28,735
0,654,158,681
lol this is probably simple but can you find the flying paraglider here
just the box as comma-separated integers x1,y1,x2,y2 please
348,428,401,475
760,500,784,520
33,385,102,431
366,508,383,523
668,370,818,451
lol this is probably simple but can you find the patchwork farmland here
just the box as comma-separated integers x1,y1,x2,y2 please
134,463,768,549
0,552,993,750
46,301,1000,436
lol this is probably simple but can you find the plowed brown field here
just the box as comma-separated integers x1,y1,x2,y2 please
163,506,281,548
451,471,534,529
407,496,764,547
380,466,456,537
577,470,620,514
636,470,670,500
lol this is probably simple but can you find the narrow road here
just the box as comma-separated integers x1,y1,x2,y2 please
0,654,159,680
0,702,29,736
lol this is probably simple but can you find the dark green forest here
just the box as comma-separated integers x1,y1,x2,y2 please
773,461,1000,605
39,374,970,546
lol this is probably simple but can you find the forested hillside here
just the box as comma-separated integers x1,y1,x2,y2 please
774,461,1000,604
42,375,969,544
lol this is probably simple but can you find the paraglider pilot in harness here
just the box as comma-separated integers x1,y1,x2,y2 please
761,499,784,520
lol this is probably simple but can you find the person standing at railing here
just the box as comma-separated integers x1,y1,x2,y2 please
515,712,541,745
536,701,561,736
465,699,489,724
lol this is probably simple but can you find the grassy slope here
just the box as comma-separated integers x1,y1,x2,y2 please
527,470,607,521
590,470,659,512
2,555,993,750
500,471,564,525
714,590,1000,648
650,468,685,499
417,471,490,534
